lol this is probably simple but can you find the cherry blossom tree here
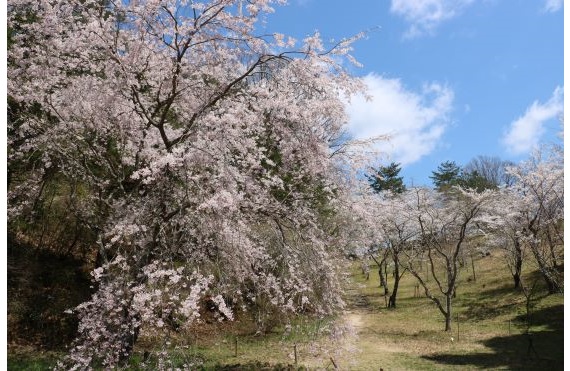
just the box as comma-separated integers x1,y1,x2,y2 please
486,194,527,289
501,147,564,294
369,192,417,308
403,187,496,331
365,164,408,302
8,0,369,367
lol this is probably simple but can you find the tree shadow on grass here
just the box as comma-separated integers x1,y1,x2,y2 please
201,362,306,370
422,305,563,370
460,278,552,322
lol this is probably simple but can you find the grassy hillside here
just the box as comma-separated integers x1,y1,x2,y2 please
338,249,563,370
8,248,563,370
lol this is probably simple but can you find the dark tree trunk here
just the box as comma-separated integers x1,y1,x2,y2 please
527,229,561,294
388,253,400,308
512,238,523,289
384,260,390,295
408,268,451,332
546,230,559,268
371,253,390,296
542,271,559,294
444,294,452,332
379,264,388,294
531,245,560,294
513,273,521,290
388,288,398,308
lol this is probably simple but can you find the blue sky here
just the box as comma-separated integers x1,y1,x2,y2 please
261,0,564,186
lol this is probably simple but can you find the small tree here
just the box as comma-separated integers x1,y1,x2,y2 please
403,187,495,331
366,162,407,305
487,189,527,289
369,247,390,296
372,193,419,308
504,147,563,294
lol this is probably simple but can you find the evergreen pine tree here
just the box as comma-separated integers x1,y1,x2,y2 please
367,162,406,195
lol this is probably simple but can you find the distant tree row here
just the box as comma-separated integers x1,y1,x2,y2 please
367,155,516,194
364,147,563,331
430,156,516,192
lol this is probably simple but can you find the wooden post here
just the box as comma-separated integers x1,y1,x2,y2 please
234,337,238,357
456,313,459,341
470,254,476,282
330,357,338,369
294,344,298,365
508,319,511,335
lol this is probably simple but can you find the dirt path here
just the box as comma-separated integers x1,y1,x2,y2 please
336,282,412,369
344,312,363,328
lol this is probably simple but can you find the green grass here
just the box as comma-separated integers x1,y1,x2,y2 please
8,249,563,370
340,250,564,370
152,250,563,370
7,352,59,371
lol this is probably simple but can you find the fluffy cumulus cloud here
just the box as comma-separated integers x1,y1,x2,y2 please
502,86,564,155
543,0,563,13
346,73,454,166
390,0,475,38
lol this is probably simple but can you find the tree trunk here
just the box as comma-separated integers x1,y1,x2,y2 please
470,253,476,283
384,260,390,295
388,253,400,308
388,283,398,308
531,245,560,294
528,231,561,294
512,238,523,289
546,230,559,268
542,270,560,294
371,253,389,296
513,273,521,290
408,268,450,332
444,294,452,331
513,255,522,290
379,264,388,295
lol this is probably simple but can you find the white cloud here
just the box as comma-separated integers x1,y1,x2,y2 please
390,0,475,38
502,86,564,155
543,0,563,13
346,73,454,166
